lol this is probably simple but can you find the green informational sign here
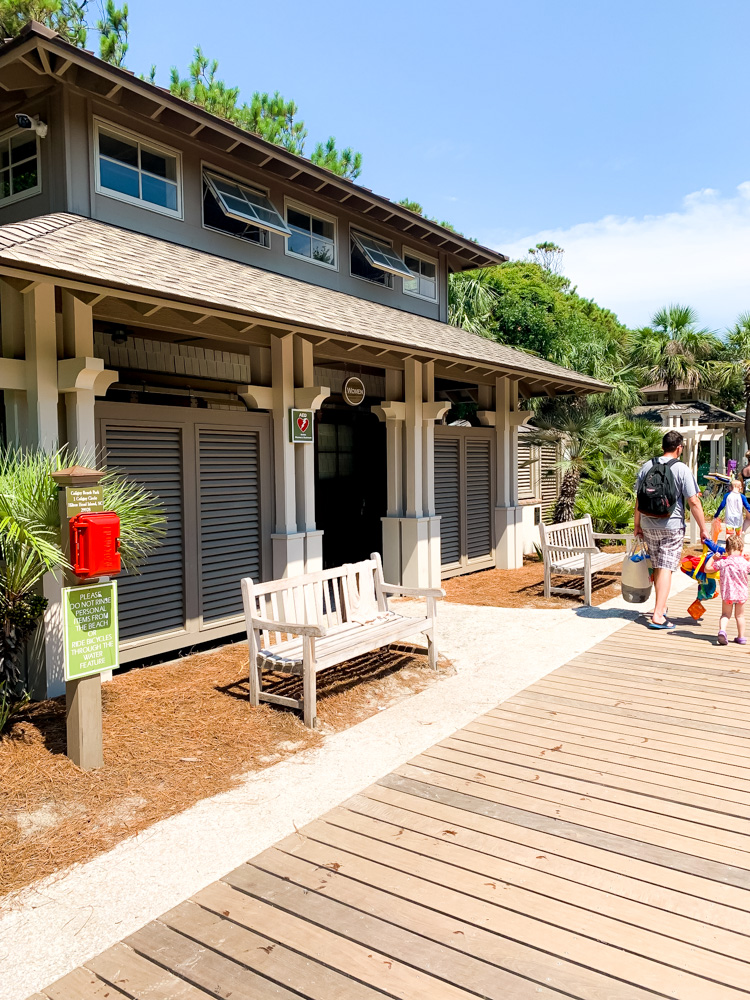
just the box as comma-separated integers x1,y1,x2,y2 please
63,582,119,681
65,485,105,517
289,408,314,444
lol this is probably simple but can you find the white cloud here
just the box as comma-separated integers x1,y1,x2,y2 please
490,183,750,332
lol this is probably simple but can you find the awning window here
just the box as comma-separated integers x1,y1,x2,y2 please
351,230,413,278
204,170,290,237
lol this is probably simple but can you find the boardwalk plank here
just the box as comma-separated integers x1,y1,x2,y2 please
40,968,133,1000
86,942,214,999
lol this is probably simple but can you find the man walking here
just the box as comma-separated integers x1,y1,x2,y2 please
634,430,708,630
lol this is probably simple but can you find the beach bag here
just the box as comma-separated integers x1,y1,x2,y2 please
636,456,679,518
621,538,652,604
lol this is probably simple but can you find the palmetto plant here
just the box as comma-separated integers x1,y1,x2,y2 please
0,447,165,726
448,269,499,337
574,486,634,535
632,304,721,403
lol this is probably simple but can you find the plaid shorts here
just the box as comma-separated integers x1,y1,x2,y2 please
642,527,685,572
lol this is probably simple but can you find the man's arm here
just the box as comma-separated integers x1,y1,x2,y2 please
687,493,709,542
634,506,643,538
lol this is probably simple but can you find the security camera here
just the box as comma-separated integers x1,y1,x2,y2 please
14,113,47,138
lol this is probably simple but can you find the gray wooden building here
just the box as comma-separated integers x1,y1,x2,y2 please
0,22,607,695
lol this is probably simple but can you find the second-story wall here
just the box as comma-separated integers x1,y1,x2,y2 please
0,84,450,322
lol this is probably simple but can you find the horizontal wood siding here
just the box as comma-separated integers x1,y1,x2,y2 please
435,437,461,567
104,424,186,641
466,439,492,561
199,427,261,623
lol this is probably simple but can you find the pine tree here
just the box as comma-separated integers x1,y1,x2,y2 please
0,0,87,45
310,136,362,180
97,0,128,67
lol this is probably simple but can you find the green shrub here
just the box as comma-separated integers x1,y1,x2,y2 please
575,488,633,535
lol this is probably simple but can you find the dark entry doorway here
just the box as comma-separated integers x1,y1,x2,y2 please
315,404,387,568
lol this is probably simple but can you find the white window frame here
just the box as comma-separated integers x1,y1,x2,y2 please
284,197,338,271
200,161,273,250
349,226,395,289
402,246,439,302
94,117,183,219
0,125,41,207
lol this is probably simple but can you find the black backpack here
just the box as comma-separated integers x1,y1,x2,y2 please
637,457,679,518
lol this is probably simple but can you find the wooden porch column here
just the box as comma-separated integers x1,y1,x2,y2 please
493,376,529,569
270,332,305,578
292,335,329,572
0,279,28,446
24,283,59,448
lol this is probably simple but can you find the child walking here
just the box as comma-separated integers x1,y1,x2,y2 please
714,478,750,537
706,534,750,645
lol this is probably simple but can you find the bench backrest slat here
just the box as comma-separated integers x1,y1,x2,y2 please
541,515,595,558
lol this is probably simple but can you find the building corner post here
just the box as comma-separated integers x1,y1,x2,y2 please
494,376,526,569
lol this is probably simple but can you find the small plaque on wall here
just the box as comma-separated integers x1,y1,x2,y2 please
289,408,314,443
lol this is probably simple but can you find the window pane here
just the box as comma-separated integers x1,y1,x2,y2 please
0,169,9,199
11,161,37,194
0,140,9,171
100,157,140,198
318,453,336,480
288,229,311,257
287,207,310,232
210,176,243,199
203,184,268,246
141,147,176,182
318,423,336,451
419,274,437,299
10,134,36,164
404,254,419,272
403,273,419,293
420,260,436,280
312,238,335,265
351,240,388,285
312,216,334,240
142,174,177,211
99,131,138,167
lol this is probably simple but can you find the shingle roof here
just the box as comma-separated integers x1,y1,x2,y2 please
632,401,743,426
0,214,610,393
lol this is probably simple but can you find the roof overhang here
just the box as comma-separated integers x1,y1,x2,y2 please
0,23,508,273
0,214,609,397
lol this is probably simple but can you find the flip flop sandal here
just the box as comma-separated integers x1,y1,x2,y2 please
718,630,729,645
648,619,676,630
734,637,747,645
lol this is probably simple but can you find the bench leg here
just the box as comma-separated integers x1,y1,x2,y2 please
543,562,551,599
302,634,317,729
247,630,260,708
426,596,438,670
583,553,592,606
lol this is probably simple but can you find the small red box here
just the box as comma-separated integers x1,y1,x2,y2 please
69,512,121,579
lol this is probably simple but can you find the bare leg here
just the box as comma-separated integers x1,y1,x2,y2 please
651,568,672,624
735,602,746,639
719,600,733,642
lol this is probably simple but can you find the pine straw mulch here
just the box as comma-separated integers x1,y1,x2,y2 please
0,640,451,900
443,546,626,609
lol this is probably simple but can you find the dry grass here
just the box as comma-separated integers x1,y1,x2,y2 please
444,547,625,609
0,641,450,899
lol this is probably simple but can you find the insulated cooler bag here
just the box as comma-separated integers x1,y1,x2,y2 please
621,538,653,604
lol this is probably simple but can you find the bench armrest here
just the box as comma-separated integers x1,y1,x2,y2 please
545,544,599,555
380,584,446,599
251,617,327,638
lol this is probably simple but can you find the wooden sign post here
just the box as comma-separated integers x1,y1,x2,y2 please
51,465,109,771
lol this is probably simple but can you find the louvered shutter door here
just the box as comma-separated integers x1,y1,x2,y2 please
104,424,186,641
435,437,461,566
517,440,534,500
199,427,262,623
541,443,559,522
466,439,492,560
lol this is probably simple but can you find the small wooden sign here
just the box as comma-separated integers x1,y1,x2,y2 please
289,408,314,444
63,582,119,681
342,376,365,406
65,485,105,517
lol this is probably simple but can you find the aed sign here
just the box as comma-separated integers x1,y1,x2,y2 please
63,582,119,681
342,376,365,406
289,408,314,444
65,485,105,518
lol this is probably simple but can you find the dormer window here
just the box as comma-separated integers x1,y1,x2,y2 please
350,229,412,287
95,120,181,217
203,170,289,240
0,127,40,205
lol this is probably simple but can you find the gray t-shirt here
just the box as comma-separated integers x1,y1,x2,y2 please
636,456,700,531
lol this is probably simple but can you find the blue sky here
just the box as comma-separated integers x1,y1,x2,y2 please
119,0,750,331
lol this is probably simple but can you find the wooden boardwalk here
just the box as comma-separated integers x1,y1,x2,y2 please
33,591,750,999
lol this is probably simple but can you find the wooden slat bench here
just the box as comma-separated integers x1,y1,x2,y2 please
540,514,629,605
241,553,444,728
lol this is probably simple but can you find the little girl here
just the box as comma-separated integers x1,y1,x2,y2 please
706,534,750,645
714,479,750,537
